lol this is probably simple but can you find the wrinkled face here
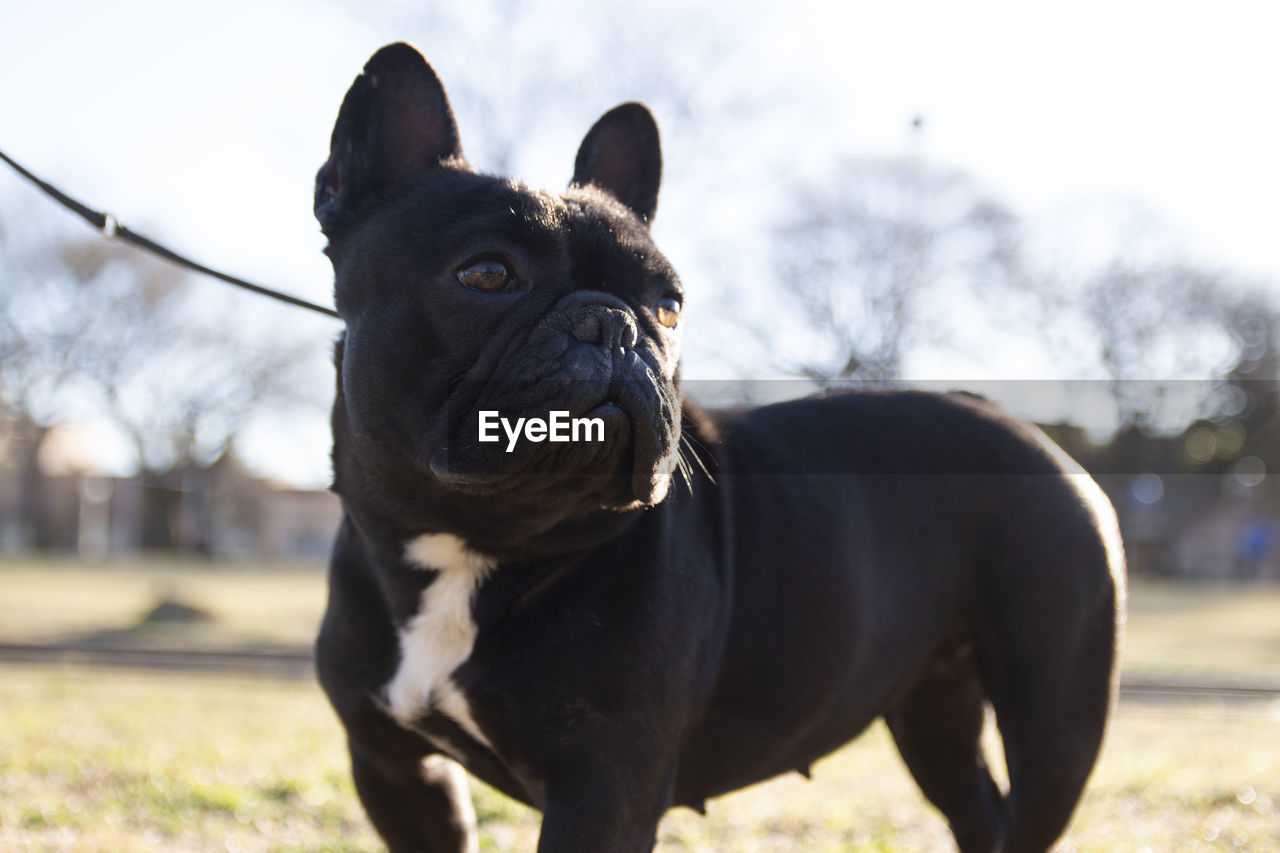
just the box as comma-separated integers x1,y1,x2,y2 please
334,174,682,519
317,44,683,547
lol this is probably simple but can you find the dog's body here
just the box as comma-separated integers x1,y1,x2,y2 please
314,44,1125,853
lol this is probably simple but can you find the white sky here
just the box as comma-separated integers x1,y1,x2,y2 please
3,0,1279,487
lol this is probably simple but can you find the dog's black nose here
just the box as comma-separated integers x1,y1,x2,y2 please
569,300,639,351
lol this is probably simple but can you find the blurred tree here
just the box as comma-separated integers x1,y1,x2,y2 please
1211,293,1280,469
1074,261,1249,431
0,219,322,551
380,0,748,174
0,407,53,548
770,157,1021,383
769,159,1280,439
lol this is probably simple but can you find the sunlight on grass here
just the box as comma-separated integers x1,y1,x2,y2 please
0,557,327,646
5,558,1279,683
3,560,1279,849
1121,580,1280,681
0,668,373,852
2,666,1278,851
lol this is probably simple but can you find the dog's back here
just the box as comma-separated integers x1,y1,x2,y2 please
672,390,1125,849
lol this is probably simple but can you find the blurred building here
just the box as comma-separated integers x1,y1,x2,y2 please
0,455,340,561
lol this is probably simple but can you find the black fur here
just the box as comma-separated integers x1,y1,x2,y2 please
315,43,1125,853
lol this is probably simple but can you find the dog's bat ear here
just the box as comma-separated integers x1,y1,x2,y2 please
315,43,464,234
571,103,661,226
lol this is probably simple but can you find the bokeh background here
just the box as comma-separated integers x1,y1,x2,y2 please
1,1,1278,850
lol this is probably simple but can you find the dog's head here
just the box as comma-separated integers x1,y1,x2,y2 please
317,43,683,551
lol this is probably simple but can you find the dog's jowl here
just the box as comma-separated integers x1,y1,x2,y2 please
314,42,1126,853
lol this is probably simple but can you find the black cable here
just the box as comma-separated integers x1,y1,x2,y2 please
0,147,340,320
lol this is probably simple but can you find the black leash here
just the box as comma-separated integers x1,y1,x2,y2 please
0,148,340,320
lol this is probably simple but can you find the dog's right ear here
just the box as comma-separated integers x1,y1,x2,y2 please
315,43,464,235
572,102,662,225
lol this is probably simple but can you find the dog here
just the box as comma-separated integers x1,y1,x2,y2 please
313,42,1126,853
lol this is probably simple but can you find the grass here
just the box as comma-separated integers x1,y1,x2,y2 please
1121,579,1280,682
0,556,327,647
0,668,376,852
1,667,1277,851
3,557,1280,680
2,557,1279,849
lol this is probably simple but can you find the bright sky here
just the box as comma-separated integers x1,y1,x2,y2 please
3,0,1279,487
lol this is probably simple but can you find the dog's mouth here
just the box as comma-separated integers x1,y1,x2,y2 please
418,291,682,512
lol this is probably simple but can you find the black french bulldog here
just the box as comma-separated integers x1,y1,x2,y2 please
314,43,1126,853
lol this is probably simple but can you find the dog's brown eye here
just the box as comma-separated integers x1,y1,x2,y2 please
457,259,515,292
655,296,681,329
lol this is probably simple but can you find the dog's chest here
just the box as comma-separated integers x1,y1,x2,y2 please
384,533,494,749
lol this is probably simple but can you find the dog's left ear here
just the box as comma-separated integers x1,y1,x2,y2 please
571,103,661,225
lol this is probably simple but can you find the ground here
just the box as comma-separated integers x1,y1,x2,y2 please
0,559,1278,851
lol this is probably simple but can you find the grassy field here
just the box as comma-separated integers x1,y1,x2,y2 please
3,557,1280,681
0,557,328,647
1120,580,1280,682
1,668,1276,852
1,558,1279,850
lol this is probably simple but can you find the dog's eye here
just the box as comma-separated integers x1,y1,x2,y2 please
457,259,516,292
654,296,681,329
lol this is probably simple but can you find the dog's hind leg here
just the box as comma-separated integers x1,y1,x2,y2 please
349,740,477,853
975,599,1116,853
886,657,1006,853
973,480,1124,853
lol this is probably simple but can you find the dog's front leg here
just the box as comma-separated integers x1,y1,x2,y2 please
535,779,670,853
348,738,477,853
535,758,680,850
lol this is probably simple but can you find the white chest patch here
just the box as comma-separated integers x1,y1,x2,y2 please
384,532,495,750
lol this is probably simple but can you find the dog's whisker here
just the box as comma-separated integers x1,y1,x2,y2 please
680,433,715,484
675,448,694,494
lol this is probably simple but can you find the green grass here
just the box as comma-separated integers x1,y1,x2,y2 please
1122,579,1280,682
2,558,1279,849
0,668,376,852
0,556,327,647
3,557,1280,680
1,667,1277,851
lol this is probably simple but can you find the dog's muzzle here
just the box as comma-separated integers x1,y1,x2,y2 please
429,292,680,506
